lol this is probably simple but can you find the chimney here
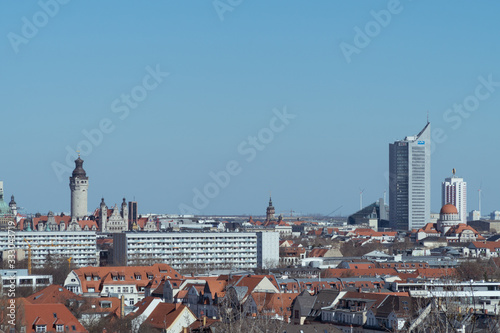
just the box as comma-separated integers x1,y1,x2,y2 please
121,295,125,318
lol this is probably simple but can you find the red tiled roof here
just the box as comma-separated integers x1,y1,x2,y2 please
146,303,194,329
22,301,87,333
308,248,329,258
25,285,82,304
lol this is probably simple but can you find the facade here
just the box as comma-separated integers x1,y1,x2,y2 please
389,122,431,230
0,231,98,268
0,269,52,292
64,263,180,307
256,231,279,268
490,211,500,221
69,157,88,220
442,171,467,224
113,232,277,270
0,181,16,230
98,198,129,233
469,210,481,221
19,214,98,232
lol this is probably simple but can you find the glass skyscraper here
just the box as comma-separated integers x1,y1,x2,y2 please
389,122,431,230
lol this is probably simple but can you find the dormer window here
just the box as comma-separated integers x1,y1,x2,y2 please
56,325,64,332
35,325,46,332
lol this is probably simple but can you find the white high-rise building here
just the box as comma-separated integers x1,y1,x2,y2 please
442,170,467,224
389,122,431,230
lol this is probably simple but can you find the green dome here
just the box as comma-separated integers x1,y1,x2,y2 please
0,198,11,215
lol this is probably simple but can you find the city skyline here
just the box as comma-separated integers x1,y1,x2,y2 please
2,1,500,216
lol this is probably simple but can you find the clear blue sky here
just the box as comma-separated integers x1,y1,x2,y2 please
1,1,500,217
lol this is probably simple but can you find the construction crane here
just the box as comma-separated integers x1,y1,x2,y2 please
23,238,32,275
326,205,343,217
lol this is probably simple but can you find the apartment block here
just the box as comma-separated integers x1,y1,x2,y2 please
114,232,278,270
0,231,98,268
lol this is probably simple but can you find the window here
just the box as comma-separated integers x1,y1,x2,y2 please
36,326,46,332
88,288,95,293
56,325,64,332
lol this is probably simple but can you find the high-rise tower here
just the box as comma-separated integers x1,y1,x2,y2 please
442,169,467,224
389,122,431,230
69,156,88,220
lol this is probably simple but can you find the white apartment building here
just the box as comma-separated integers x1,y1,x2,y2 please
257,231,279,268
114,232,279,270
442,174,467,224
0,231,98,268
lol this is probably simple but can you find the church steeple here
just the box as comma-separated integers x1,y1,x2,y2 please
266,196,276,222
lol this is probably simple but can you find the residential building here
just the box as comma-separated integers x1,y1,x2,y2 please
19,301,88,333
113,232,276,270
389,122,431,230
63,263,180,307
0,231,97,268
257,231,279,268
128,297,197,333
442,170,467,224
0,269,52,293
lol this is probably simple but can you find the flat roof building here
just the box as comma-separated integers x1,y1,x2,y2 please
389,122,431,230
113,231,278,271
0,231,98,268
